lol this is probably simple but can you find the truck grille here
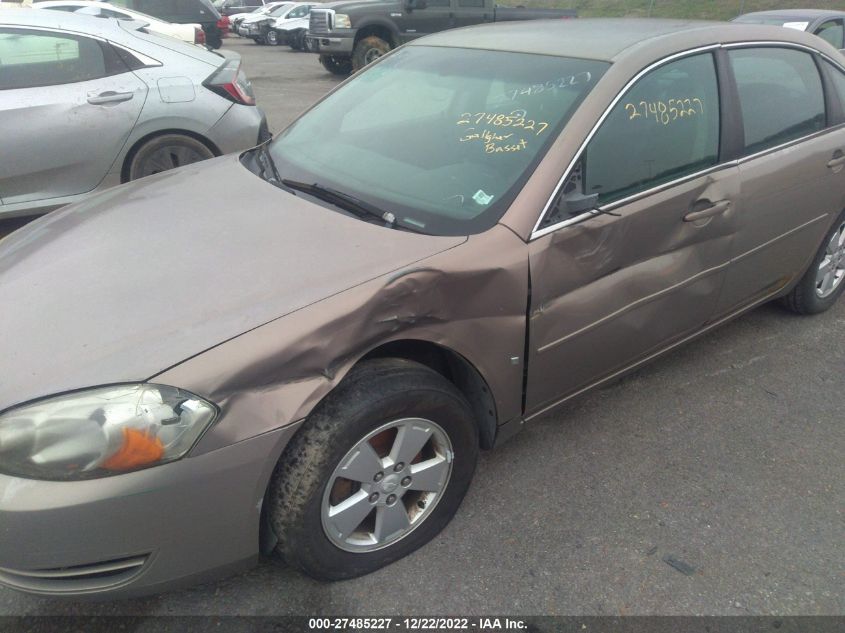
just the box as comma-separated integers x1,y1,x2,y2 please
309,9,331,34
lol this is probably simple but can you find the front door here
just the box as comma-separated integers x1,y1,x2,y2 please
526,51,739,414
0,28,146,206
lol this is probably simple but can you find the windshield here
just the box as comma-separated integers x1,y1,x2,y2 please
268,46,608,235
268,3,291,16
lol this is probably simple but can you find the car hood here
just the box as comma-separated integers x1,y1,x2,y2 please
0,155,464,412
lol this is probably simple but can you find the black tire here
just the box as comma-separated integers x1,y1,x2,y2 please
126,134,214,181
289,29,305,50
266,29,279,45
204,26,222,49
267,358,479,580
319,54,353,76
781,209,845,315
351,35,391,72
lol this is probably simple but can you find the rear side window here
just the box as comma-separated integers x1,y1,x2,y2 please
729,47,825,155
0,28,108,90
815,20,844,50
583,52,720,205
823,60,845,122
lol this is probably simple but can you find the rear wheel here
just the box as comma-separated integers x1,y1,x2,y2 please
351,35,391,72
319,54,352,76
781,209,845,314
267,358,479,580
127,134,214,181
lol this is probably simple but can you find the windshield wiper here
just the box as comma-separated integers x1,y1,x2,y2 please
253,143,282,185
281,179,401,228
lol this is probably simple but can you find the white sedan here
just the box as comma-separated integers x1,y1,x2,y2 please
34,0,206,46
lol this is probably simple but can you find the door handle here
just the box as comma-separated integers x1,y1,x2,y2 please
87,91,134,105
683,200,731,223
827,152,845,170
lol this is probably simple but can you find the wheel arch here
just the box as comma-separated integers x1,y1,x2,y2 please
359,339,499,450
353,21,400,48
120,129,221,183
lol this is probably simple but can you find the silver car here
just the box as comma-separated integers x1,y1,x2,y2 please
0,9,268,218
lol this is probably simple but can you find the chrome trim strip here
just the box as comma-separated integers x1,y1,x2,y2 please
524,286,783,423
536,261,730,354
529,40,845,241
111,43,162,68
0,556,146,579
732,214,829,263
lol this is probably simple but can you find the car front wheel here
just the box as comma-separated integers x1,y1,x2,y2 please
351,35,391,72
267,358,479,580
266,29,279,45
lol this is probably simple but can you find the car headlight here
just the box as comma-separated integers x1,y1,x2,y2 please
0,384,217,481
333,13,352,28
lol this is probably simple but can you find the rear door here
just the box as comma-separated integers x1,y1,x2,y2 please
0,27,147,206
451,0,491,29
526,51,740,413
713,46,845,314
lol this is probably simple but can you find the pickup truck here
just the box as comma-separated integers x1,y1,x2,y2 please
305,0,576,74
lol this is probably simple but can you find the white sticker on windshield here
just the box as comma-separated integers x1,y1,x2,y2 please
783,21,809,31
473,190,494,205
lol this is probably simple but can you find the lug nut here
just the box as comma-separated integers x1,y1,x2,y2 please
401,476,412,487
369,492,380,503
394,462,404,472
373,472,384,482
386,494,397,505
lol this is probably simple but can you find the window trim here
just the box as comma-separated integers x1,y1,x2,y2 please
0,24,162,68
530,41,845,241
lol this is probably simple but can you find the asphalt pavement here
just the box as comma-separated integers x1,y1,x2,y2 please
0,37,842,617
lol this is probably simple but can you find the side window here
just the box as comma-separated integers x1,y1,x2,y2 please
287,6,308,18
0,28,108,90
458,0,485,6
729,48,825,155
823,60,845,123
815,20,844,50
582,53,719,205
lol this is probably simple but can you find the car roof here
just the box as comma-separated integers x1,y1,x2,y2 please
0,7,131,37
411,18,838,63
736,9,845,21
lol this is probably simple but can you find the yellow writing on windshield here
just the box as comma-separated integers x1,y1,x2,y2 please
457,111,549,136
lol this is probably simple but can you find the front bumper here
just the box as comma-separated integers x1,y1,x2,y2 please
0,423,300,598
305,33,354,55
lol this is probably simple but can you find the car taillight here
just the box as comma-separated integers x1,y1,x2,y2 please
217,16,230,30
194,26,206,45
203,59,256,106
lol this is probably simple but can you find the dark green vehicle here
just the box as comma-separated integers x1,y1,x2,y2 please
305,0,577,74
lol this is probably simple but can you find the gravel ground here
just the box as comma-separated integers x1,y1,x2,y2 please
0,36,842,617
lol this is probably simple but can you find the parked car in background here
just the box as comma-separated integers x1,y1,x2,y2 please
34,0,207,46
305,0,576,74
214,0,263,17
2,18,845,598
733,9,845,52
0,9,268,218
108,0,225,48
249,1,315,46
229,0,285,32
237,0,288,41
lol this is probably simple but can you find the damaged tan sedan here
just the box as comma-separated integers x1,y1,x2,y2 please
2,19,845,597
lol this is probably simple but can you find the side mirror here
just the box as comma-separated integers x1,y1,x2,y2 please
404,0,427,11
561,192,599,216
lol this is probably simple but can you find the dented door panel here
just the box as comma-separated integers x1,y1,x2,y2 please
526,166,740,414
